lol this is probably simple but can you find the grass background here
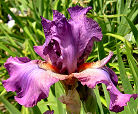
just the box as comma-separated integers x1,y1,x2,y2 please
0,0,138,114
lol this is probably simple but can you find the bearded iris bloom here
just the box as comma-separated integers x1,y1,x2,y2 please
3,6,138,113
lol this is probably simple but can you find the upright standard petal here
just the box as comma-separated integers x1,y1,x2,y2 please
40,6,102,74
3,57,67,107
68,6,103,63
74,68,138,112
41,13,77,74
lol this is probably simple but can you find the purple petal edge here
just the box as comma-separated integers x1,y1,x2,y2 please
3,57,60,107
109,93,138,112
39,6,103,73
74,68,138,112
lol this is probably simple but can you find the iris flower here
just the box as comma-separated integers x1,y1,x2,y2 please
3,6,138,113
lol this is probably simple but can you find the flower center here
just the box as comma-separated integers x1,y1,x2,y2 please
38,61,60,73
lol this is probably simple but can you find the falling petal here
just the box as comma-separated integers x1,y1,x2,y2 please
74,68,138,112
3,57,67,107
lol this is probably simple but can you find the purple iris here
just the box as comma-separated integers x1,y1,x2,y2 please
3,6,138,113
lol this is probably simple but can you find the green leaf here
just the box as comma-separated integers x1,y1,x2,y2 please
28,39,37,59
32,106,42,114
125,16,138,47
116,45,133,93
0,24,18,47
80,102,85,114
116,45,137,112
0,43,16,56
39,0,44,16
94,86,104,114
105,33,132,49
0,89,7,97
55,82,66,114
0,96,21,114
1,1,37,45
99,14,126,18
21,106,33,114
125,42,138,92
37,100,49,113
81,87,97,113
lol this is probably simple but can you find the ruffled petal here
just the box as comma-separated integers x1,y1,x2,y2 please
52,10,65,21
74,68,138,112
34,46,46,60
3,57,67,107
41,13,77,74
68,6,103,59
103,66,118,86
33,46,52,64
40,6,102,74
78,52,118,86
78,52,113,71
109,88,138,112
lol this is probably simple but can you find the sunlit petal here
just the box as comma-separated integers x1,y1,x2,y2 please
74,68,138,112
3,57,67,107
